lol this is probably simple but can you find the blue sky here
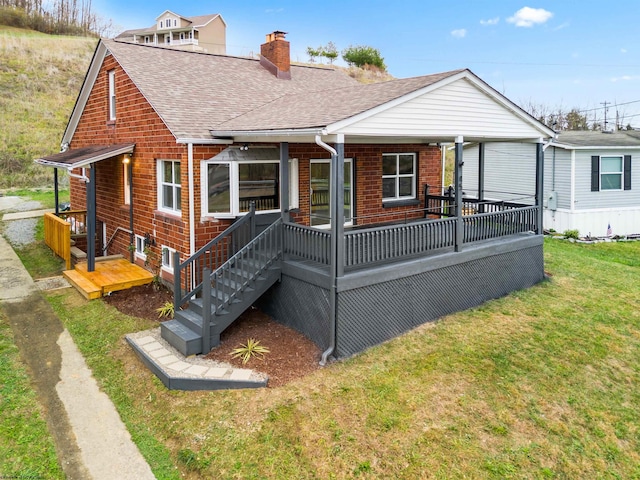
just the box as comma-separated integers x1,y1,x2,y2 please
95,1,640,127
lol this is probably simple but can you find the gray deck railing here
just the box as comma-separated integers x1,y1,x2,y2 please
284,222,331,265
463,205,538,242
344,217,457,267
174,203,256,308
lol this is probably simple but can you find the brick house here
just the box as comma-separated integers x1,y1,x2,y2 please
37,32,554,361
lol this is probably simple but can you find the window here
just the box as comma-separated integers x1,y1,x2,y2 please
174,19,177,27
123,162,130,205
134,235,146,260
382,153,416,201
161,246,176,273
157,160,181,213
164,34,171,44
203,158,298,217
592,155,632,191
108,70,116,121
179,32,185,42
160,21,163,28
144,36,150,44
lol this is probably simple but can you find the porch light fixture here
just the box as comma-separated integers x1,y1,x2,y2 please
239,144,249,151
122,154,131,164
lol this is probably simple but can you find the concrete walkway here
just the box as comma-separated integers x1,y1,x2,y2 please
0,220,156,478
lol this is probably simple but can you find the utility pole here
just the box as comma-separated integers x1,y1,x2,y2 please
601,101,610,131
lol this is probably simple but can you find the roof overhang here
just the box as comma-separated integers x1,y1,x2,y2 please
35,144,135,169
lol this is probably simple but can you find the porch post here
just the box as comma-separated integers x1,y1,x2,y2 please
54,168,59,214
535,140,544,234
86,164,96,272
454,136,464,252
280,142,289,222
333,137,345,278
478,143,485,213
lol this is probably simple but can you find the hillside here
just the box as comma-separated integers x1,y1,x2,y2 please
0,27,96,188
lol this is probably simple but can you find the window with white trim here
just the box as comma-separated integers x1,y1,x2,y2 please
382,153,416,201
108,70,116,121
157,160,181,213
161,246,176,273
164,34,171,44
600,156,623,190
134,234,146,260
203,159,298,216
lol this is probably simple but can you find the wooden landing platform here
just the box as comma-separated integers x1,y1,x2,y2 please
63,257,154,300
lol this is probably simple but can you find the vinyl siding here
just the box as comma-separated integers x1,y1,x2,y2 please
342,78,545,139
463,142,537,204
575,150,640,210
545,147,572,210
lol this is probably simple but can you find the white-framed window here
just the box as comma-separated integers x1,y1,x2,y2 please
134,234,146,260
173,19,177,27
202,158,298,217
179,32,185,41
123,162,130,205
382,153,416,201
164,34,171,44
600,156,623,190
144,35,150,44
161,245,176,274
157,160,181,214
108,70,116,121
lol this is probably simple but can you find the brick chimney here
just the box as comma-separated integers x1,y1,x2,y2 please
260,31,291,80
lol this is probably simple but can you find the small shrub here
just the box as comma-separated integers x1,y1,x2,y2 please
230,338,270,364
563,229,580,240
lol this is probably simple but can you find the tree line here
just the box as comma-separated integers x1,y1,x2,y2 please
0,0,116,36
521,100,635,132
307,42,386,71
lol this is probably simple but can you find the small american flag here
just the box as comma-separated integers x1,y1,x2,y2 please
607,223,612,236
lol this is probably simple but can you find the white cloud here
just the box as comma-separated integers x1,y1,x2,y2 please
451,29,467,38
480,17,500,26
611,75,639,82
507,7,553,27
553,22,570,31
621,48,628,54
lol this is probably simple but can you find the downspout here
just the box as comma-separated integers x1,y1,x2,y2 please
188,143,195,257
68,167,90,183
316,135,337,366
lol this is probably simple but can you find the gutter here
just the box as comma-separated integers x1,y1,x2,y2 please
315,134,337,366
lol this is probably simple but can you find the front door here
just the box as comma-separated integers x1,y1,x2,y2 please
310,159,353,227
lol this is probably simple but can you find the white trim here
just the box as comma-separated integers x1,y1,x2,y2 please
157,159,182,214
123,162,130,205
187,143,195,256
134,234,147,260
289,158,299,210
570,150,576,212
108,70,116,120
599,155,624,191
161,245,176,274
381,153,417,202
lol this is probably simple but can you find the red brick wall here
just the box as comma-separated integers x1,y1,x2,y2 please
70,54,189,280
288,143,442,226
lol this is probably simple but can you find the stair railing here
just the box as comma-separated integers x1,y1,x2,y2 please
201,217,283,352
173,203,256,309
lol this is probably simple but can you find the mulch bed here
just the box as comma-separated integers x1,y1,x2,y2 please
103,284,320,387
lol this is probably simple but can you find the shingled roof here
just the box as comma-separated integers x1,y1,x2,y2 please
104,39,362,139
103,40,468,139
554,130,640,148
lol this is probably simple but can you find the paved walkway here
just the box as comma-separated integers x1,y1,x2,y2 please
0,203,156,479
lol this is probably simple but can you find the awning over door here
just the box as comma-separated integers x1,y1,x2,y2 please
35,144,135,169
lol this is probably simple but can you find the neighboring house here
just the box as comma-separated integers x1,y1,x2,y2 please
36,31,553,362
115,10,226,54
463,131,639,237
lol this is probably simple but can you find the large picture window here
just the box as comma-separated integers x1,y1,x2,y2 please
203,154,298,217
158,160,181,213
382,153,416,201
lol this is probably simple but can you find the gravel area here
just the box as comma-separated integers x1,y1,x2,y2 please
0,195,42,247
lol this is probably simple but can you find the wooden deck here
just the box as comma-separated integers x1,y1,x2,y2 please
63,257,154,300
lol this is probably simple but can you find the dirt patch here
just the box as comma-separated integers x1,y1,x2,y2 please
104,284,320,387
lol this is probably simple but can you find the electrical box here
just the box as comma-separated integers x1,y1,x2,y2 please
547,191,557,211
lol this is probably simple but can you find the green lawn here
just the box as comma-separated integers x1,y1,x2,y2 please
44,238,640,479
0,310,64,479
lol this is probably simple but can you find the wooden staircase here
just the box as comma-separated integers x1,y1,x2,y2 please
161,212,283,356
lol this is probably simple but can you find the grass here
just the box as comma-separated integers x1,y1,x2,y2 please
0,309,64,479
1,189,66,278
0,26,96,188
43,238,640,478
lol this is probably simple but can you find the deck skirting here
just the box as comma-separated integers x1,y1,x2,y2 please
259,234,544,359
